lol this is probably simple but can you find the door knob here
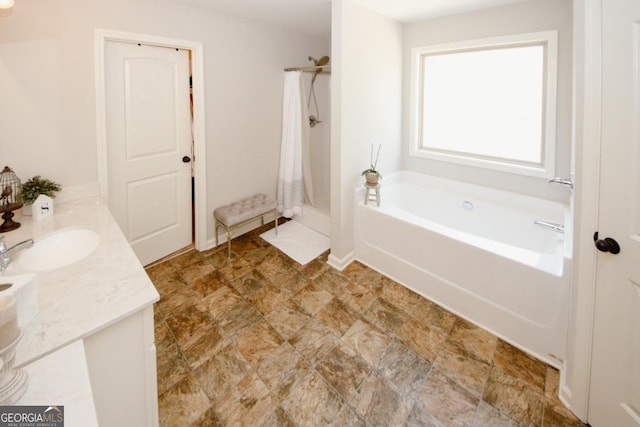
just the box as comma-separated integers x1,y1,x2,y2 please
182,156,191,163
593,232,621,254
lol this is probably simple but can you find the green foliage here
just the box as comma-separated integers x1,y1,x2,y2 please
20,175,62,204
362,144,382,177
361,168,381,177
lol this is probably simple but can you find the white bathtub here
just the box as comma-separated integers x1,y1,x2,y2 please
355,171,571,367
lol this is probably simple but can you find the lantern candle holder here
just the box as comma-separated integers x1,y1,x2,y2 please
0,166,23,233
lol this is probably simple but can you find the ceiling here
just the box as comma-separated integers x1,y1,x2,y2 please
355,0,531,23
175,0,531,39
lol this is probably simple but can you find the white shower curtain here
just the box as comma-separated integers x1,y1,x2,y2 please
277,71,314,218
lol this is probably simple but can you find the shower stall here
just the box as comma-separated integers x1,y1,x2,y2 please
281,56,331,236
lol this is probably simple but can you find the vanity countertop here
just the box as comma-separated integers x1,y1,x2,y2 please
0,197,160,367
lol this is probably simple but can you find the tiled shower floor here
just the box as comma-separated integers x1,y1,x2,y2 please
147,222,586,427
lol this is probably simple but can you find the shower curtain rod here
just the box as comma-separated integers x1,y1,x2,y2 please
284,65,331,73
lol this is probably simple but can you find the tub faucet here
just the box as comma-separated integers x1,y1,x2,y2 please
0,236,35,271
534,220,565,234
548,177,574,190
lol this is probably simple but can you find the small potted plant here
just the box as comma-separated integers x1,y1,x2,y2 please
20,175,62,215
362,144,382,186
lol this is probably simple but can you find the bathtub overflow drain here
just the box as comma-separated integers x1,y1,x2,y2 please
462,201,474,211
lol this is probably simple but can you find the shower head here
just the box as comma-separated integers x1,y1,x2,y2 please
309,55,330,84
316,56,330,66
308,55,330,67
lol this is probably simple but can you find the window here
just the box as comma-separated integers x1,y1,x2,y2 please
410,31,558,178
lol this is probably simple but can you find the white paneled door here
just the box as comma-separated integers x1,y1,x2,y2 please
105,41,192,266
588,0,640,425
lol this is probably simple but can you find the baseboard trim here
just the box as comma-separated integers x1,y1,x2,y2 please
327,251,355,271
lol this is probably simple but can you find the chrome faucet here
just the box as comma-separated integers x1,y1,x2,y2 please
0,236,35,271
534,220,565,233
548,177,574,190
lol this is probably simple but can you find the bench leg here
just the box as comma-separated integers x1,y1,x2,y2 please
216,207,278,259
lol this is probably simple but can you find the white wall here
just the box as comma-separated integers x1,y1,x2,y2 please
560,0,598,420
330,0,403,267
0,0,328,242
403,0,573,202
303,70,331,205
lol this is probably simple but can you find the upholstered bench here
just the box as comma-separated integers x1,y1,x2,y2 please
214,193,278,258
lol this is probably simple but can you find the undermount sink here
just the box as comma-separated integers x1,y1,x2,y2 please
18,228,100,272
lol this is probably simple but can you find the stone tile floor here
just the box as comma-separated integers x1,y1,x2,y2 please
147,222,587,427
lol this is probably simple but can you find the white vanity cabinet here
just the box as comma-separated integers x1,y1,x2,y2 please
7,198,160,426
84,305,158,427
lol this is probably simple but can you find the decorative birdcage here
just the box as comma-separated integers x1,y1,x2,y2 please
0,166,23,232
